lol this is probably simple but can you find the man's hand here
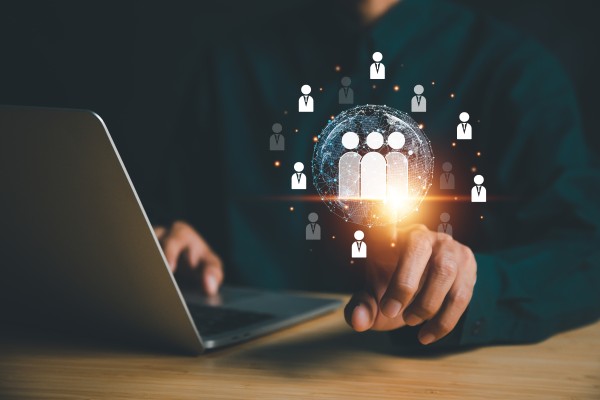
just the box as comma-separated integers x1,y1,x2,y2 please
345,224,477,345
153,221,223,296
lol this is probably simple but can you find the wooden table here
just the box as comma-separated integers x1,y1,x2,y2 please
1,299,599,399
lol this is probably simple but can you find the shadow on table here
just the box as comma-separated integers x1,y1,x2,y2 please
220,328,478,376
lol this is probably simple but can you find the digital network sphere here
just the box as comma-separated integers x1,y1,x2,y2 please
312,105,434,226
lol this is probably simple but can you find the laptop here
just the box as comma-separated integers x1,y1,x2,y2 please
0,106,342,355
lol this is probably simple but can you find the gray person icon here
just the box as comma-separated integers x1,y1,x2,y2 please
411,84,426,112
306,212,321,240
438,212,453,239
440,162,455,189
269,123,285,151
338,77,354,104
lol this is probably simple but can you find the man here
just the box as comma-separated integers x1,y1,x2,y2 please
151,0,600,349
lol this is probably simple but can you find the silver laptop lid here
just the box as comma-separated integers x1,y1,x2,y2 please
0,106,204,354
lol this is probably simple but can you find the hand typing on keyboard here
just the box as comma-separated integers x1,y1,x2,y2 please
153,221,224,296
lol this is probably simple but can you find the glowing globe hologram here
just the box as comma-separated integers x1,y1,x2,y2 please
312,105,434,226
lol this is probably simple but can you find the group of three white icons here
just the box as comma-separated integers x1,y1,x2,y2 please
305,212,367,259
339,131,408,202
291,130,411,204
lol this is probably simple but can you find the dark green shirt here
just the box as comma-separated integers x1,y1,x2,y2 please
161,0,600,348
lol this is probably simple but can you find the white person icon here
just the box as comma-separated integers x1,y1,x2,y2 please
471,174,486,202
298,84,314,112
370,52,385,79
457,112,472,140
385,131,409,205
351,230,367,258
291,162,307,190
338,132,361,198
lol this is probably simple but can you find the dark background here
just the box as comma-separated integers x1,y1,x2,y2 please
1,0,598,214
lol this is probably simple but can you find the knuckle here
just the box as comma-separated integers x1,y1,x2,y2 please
435,319,455,335
460,244,475,262
168,235,185,247
436,232,453,242
396,281,418,298
406,234,431,258
173,220,194,236
433,255,458,280
449,288,473,307
412,302,437,320
163,238,177,252
413,224,429,233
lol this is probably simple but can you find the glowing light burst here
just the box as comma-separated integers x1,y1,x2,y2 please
312,105,434,226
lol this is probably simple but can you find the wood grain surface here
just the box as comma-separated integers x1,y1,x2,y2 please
1,297,598,399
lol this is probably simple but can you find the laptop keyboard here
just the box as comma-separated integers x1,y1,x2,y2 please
187,304,275,337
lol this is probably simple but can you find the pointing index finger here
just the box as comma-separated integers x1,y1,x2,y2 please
380,227,434,318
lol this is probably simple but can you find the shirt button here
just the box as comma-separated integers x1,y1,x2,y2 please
471,318,485,335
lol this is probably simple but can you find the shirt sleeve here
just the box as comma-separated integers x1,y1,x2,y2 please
391,39,600,350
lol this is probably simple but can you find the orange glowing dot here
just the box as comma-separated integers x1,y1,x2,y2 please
335,65,341,72
330,115,335,120
431,81,435,85
319,87,323,92
450,93,455,98
313,136,318,142
393,85,400,92
418,123,424,129
332,236,336,239
476,151,481,157
372,84,377,89
289,206,294,212
350,260,355,264
454,196,458,200
471,166,477,173
344,205,349,209
452,142,457,147
480,215,484,220
391,243,396,248
274,160,280,167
